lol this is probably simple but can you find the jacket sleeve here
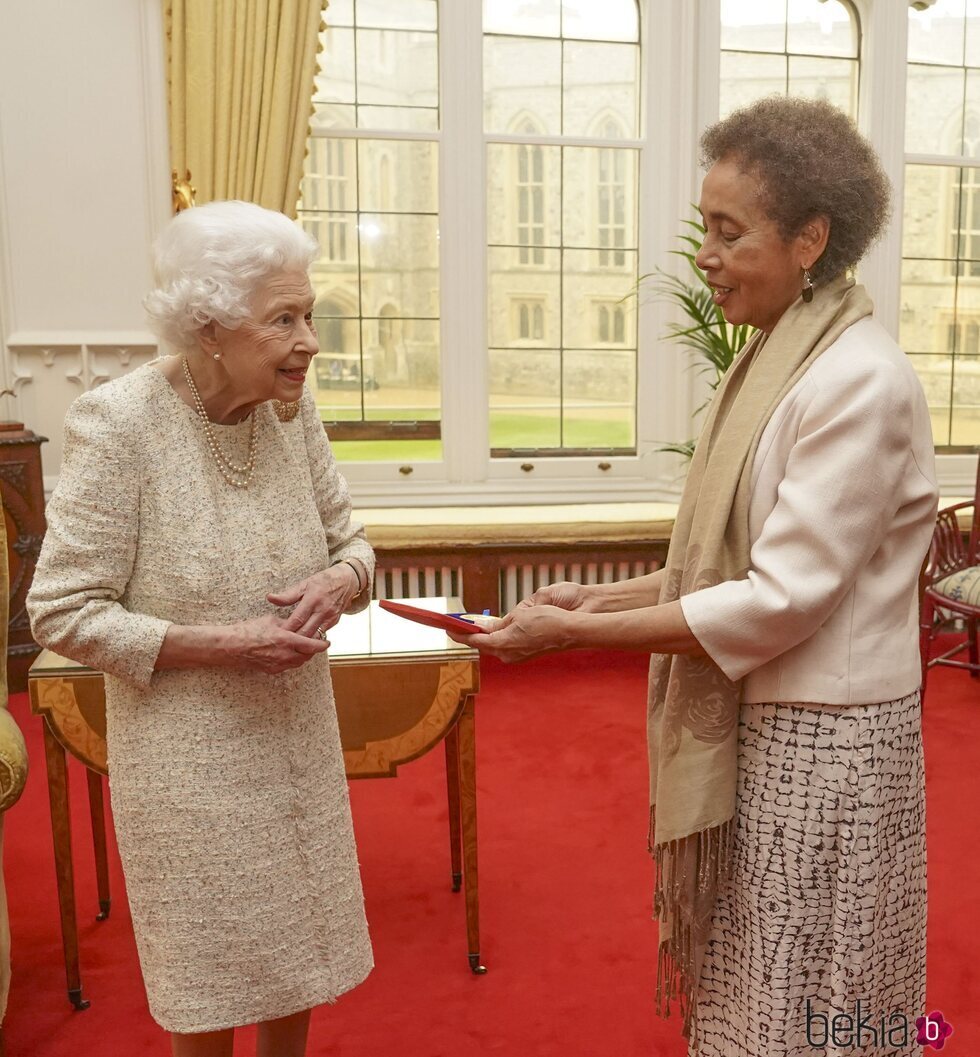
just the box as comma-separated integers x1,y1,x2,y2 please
26,389,170,690
300,391,376,614
679,361,932,682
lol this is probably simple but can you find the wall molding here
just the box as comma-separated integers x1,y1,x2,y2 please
7,336,158,396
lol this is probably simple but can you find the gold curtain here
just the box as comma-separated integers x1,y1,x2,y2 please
166,0,326,216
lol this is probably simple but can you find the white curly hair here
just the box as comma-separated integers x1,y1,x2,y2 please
144,200,319,351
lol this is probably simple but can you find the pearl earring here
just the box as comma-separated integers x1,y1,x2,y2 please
213,352,221,360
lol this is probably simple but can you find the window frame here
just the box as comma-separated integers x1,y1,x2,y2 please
897,0,980,456
330,0,706,506
841,0,978,484
325,0,979,504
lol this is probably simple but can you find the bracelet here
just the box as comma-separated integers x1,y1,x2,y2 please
333,557,368,597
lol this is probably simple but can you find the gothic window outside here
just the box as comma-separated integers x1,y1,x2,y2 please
485,0,641,456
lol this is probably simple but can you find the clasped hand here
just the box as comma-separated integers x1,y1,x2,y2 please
222,566,360,675
225,613,328,675
267,564,360,639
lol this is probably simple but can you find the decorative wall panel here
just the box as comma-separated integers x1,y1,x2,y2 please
6,338,158,491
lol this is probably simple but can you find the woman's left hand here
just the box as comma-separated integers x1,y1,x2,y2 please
267,564,360,639
447,604,573,663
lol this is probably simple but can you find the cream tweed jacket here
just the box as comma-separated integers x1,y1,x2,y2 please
681,317,939,706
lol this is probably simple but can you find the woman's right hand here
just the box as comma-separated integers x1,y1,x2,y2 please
515,580,594,613
156,614,329,674
218,613,329,675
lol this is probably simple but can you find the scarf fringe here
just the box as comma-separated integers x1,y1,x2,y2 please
650,812,734,1052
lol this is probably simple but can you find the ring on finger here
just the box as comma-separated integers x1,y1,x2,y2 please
315,624,329,641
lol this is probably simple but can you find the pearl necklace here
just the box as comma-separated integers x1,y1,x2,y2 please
181,356,258,488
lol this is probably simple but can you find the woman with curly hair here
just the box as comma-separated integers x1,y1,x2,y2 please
458,97,937,1055
28,201,375,1057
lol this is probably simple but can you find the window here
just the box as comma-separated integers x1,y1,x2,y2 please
287,0,980,502
596,118,629,268
299,0,441,460
485,0,641,456
298,0,654,495
947,315,980,356
953,114,980,276
514,119,547,266
513,298,546,343
903,0,980,449
719,0,860,119
300,140,354,262
596,301,627,345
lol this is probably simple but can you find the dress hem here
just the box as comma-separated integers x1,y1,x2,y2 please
149,957,375,1035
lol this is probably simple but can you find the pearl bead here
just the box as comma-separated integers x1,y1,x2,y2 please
182,356,258,488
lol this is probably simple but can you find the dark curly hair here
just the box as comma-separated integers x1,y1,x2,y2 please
699,96,891,281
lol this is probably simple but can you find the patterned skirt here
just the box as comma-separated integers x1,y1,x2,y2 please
694,693,926,1057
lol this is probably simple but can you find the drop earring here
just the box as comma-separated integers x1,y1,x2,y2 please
801,266,814,304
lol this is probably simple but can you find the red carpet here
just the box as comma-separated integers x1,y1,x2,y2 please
3,651,978,1056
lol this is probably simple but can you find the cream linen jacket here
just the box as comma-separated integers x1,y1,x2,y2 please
680,316,939,706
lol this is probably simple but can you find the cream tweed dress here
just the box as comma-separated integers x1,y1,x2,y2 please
27,362,375,1032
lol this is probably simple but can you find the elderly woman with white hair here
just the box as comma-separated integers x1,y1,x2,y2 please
27,201,374,1057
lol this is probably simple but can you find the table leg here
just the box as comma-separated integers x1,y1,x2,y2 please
42,723,89,1010
460,560,500,616
456,694,486,974
86,770,111,921
444,727,463,893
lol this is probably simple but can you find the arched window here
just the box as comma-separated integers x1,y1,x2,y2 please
596,302,626,345
324,140,351,261
719,1,860,119
595,116,628,268
514,118,546,266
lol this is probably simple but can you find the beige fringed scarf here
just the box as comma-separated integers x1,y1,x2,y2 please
648,274,873,1045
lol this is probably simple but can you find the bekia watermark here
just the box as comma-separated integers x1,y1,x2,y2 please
916,1011,954,1051
806,1000,954,1051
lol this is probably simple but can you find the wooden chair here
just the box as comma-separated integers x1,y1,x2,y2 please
920,456,980,697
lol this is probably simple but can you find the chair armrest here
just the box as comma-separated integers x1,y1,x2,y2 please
0,710,28,813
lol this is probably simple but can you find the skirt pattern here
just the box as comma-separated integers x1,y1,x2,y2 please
694,693,927,1057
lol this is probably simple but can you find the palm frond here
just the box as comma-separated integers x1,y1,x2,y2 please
635,213,753,459
657,439,697,459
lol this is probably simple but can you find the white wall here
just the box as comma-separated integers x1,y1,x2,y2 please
0,0,169,488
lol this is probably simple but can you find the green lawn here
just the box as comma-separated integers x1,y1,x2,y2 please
490,412,634,450
330,439,444,461
327,412,634,461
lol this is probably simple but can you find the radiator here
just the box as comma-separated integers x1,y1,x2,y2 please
373,564,463,602
373,559,660,613
499,560,659,612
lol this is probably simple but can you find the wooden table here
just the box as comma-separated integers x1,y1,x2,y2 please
28,598,484,1011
